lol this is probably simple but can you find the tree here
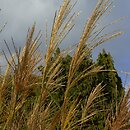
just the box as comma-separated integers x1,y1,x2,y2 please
96,49,124,103
38,48,125,129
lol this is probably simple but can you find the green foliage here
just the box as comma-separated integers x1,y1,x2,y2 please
38,48,124,129
97,49,124,103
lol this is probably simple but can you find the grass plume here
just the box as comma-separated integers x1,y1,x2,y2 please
0,0,129,130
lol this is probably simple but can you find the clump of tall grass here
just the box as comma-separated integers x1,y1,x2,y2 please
105,87,130,130
0,0,129,130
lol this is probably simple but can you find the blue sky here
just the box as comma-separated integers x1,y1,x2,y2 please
0,0,130,87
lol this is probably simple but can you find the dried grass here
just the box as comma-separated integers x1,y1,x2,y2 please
0,0,129,130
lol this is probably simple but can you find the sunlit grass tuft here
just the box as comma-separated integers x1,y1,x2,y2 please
0,0,129,130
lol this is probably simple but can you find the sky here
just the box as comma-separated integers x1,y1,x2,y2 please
0,0,130,87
